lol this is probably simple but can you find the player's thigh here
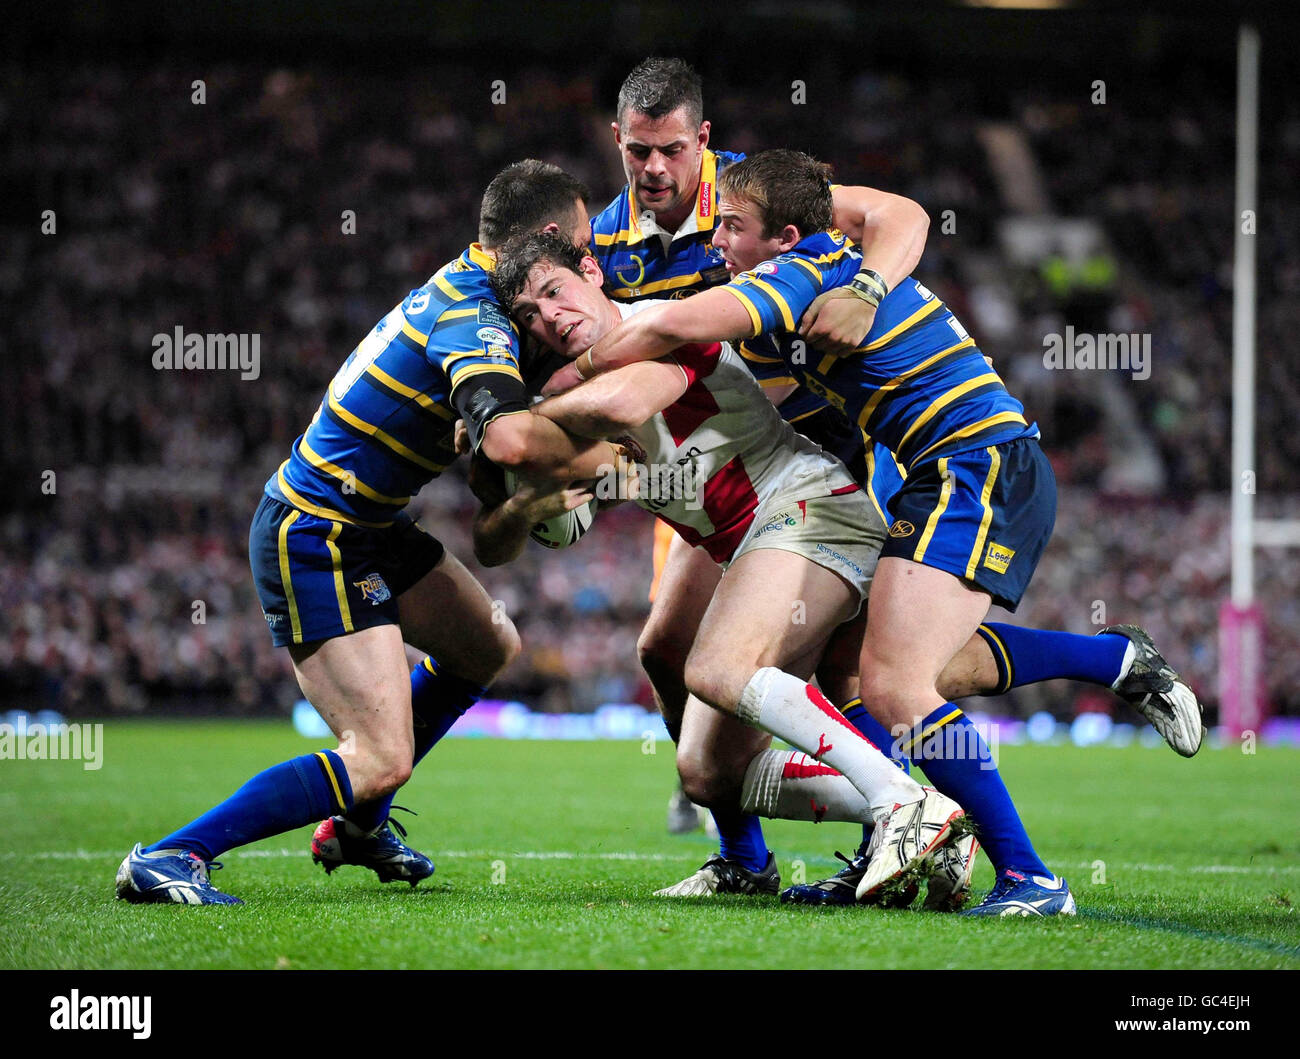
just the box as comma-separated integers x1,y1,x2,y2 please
860,557,991,698
639,531,720,667
676,694,771,804
397,550,520,686
685,548,859,712
815,609,868,706
290,624,414,761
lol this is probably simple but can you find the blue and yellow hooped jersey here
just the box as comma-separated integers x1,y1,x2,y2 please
266,243,525,526
590,147,825,425
589,147,744,302
719,230,1035,470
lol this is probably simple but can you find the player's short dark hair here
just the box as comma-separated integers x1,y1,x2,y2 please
617,57,704,127
491,231,591,311
478,160,591,250
717,150,834,239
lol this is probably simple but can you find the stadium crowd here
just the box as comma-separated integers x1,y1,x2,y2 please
3,59,1297,718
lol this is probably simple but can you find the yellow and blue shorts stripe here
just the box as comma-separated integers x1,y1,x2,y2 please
249,494,445,648
878,437,1056,611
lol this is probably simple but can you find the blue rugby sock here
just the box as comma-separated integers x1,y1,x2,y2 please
906,705,1047,877
712,808,769,873
147,749,353,861
841,697,910,850
344,656,485,834
976,622,1129,694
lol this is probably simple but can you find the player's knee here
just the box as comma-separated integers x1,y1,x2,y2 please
856,660,909,716
682,651,730,713
489,619,522,675
637,622,691,682
676,748,731,809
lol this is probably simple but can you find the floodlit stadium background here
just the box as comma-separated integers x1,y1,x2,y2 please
3,0,1297,740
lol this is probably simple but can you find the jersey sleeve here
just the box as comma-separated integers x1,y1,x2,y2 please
430,298,525,393
715,253,827,338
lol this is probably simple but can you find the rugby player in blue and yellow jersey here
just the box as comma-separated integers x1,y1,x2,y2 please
563,150,1204,915
115,162,630,905
581,57,930,894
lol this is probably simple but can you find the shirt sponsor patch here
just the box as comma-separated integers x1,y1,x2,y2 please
477,301,512,332
983,542,1015,575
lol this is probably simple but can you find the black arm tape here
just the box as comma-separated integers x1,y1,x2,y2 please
453,372,531,452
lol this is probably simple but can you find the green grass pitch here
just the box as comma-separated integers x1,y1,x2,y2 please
2,720,1297,970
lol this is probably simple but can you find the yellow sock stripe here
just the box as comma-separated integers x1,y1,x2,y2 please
314,751,347,813
899,706,964,755
277,509,303,642
978,623,1014,694
323,521,353,634
421,656,437,675
838,697,863,716
913,457,952,563
964,446,1002,579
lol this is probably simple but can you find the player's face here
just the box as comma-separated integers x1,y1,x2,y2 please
713,196,786,274
613,107,710,223
512,256,613,357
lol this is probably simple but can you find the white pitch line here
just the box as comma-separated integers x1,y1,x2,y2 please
1,848,1298,875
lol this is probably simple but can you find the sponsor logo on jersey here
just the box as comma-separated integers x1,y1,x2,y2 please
815,543,865,579
408,292,431,315
476,326,511,345
354,573,392,605
698,181,712,218
264,612,284,626
983,542,1015,574
887,520,916,538
477,301,512,331
755,510,799,537
613,253,645,289
754,262,779,275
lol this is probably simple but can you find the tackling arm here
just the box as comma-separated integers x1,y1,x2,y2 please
829,185,929,290
805,186,931,354
536,358,690,439
543,290,756,395
472,479,595,568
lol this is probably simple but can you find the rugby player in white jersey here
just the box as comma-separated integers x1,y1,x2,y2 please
476,231,971,905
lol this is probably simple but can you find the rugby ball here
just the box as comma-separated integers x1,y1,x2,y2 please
502,470,597,549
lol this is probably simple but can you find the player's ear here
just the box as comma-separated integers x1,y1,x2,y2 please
611,121,622,146
579,254,605,287
697,120,711,149
778,224,801,252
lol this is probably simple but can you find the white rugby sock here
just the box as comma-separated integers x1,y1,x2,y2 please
741,749,874,824
736,667,922,816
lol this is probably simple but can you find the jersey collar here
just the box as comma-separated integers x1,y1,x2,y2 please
466,242,495,271
626,148,721,247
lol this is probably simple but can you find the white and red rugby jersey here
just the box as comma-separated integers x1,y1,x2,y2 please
613,300,859,564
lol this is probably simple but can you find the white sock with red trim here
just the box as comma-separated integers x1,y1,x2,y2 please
741,748,874,824
737,667,923,817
